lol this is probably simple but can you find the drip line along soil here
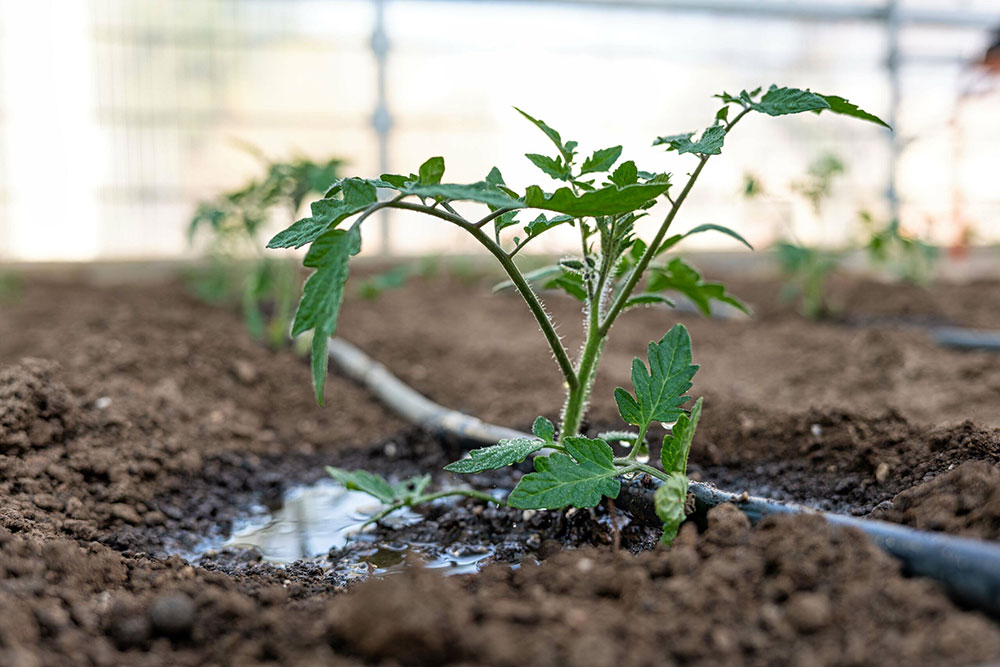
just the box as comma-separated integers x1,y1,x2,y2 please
3,274,1000,665
325,336,1000,616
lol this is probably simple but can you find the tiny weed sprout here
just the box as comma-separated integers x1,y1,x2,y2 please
269,86,887,543
189,153,341,347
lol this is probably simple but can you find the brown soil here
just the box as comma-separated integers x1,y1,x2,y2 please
1,270,1000,665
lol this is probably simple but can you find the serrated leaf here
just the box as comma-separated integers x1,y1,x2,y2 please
609,161,638,187
326,466,395,504
654,474,689,545
580,146,622,175
654,125,726,155
292,226,362,403
507,437,621,509
751,85,830,116
661,397,702,474
532,416,556,442
400,182,523,209
267,178,378,249
418,156,445,185
523,181,670,218
647,258,749,317
514,107,571,162
444,437,546,474
682,223,753,250
819,94,890,129
614,324,699,429
525,153,569,181
525,213,574,238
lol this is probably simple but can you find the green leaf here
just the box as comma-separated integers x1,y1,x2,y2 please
525,154,569,181
444,437,546,474
647,258,749,317
751,85,830,116
654,474,689,545
580,146,623,175
819,94,891,129
326,466,395,504
682,223,753,250
661,397,702,474
378,173,415,188
545,271,587,301
523,181,670,218
609,161,638,187
267,178,378,249
525,213,574,238
654,125,726,155
392,474,432,502
292,226,362,403
532,416,556,442
514,107,572,162
614,324,699,429
418,157,445,185
400,182,522,209
507,437,621,510
624,293,676,310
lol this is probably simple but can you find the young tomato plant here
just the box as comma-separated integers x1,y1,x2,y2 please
269,86,887,543
189,153,342,347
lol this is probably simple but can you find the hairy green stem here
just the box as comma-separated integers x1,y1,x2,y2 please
613,458,670,482
599,107,751,335
364,488,500,526
625,422,649,461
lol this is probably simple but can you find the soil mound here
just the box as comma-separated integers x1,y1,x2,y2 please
0,358,77,453
873,461,1000,540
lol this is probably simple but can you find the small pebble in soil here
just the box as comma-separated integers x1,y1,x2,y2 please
875,462,890,484
95,396,112,409
148,592,196,638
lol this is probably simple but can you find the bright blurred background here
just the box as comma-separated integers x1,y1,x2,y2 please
0,0,997,262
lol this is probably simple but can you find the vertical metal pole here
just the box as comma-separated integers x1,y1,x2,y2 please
371,0,392,255
886,0,901,223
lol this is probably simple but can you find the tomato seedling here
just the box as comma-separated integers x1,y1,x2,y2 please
189,153,342,347
270,86,887,543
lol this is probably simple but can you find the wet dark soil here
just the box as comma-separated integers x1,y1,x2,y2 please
2,268,1000,665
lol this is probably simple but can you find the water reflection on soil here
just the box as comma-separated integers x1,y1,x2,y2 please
222,479,496,577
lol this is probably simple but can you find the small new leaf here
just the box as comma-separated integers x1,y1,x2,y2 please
580,146,623,175
292,226,362,403
418,157,445,185
532,416,556,442
661,397,702,474
609,161,639,187
514,107,572,163
614,324,699,429
444,438,546,474
525,154,569,181
654,125,726,156
654,474,690,545
326,466,396,504
507,437,621,509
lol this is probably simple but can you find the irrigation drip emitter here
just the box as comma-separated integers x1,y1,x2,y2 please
325,336,1000,617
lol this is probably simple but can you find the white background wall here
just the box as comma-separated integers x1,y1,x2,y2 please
0,0,997,261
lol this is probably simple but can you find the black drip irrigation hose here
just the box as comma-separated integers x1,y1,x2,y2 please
326,337,1000,617
932,326,1000,352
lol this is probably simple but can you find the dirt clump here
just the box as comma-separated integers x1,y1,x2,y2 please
872,460,1000,539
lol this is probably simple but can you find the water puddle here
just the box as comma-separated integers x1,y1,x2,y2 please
220,479,497,578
